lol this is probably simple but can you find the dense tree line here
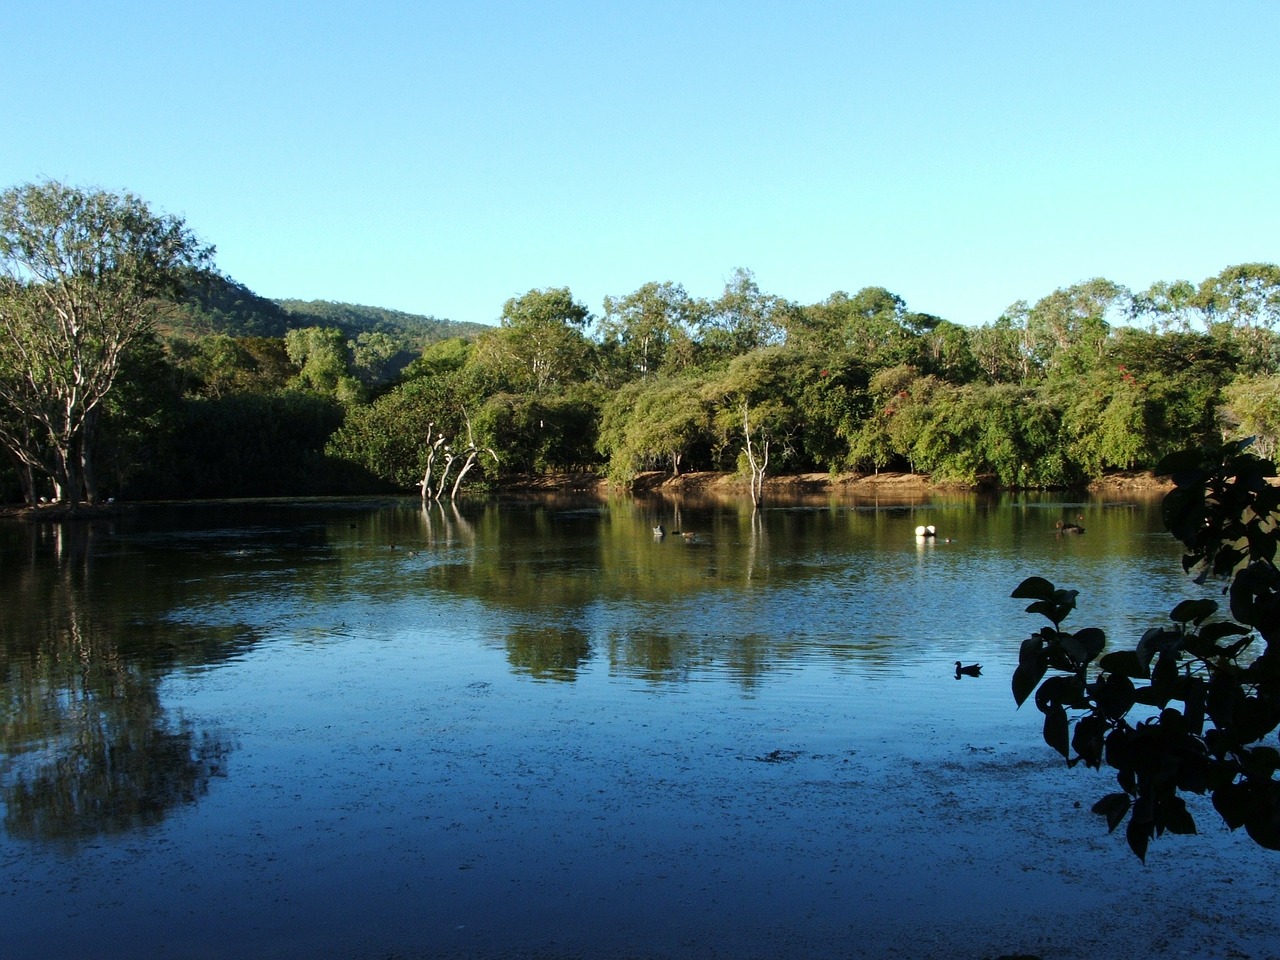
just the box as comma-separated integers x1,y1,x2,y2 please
321,262,1280,498
3,181,1279,506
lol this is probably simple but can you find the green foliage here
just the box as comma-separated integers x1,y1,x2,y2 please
349,330,401,388
881,380,1071,487
277,298,489,345
1196,264,1280,333
1025,278,1130,378
918,319,979,383
697,268,792,360
474,388,603,476
1,181,1267,506
0,180,213,505
161,271,296,338
500,286,590,330
796,287,933,372
326,375,467,490
284,326,364,403
1108,328,1235,462
164,333,293,398
164,280,485,383
400,337,472,381
598,280,702,382
597,377,712,482
1134,278,1203,332
783,355,869,473
139,392,353,498
95,335,183,498
701,346,825,473
1059,374,1153,476
1222,376,1280,461
466,288,595,395
1011,441,1280,859
1137,264,1280,375
969,315,1033,384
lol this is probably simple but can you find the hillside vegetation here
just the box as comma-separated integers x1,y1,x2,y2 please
4,182,1280,507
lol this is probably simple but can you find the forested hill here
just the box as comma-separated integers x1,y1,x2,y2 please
158,271,489,345
276,298,491,346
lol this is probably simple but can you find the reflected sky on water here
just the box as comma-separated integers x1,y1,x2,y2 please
1,492,1275,960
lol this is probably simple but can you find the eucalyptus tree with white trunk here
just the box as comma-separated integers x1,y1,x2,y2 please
0,181,213,506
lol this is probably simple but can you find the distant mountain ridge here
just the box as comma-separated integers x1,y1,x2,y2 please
159,271,491,346
276,298,491,345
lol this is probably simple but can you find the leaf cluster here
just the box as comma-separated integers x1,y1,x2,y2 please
1011,440,1280,859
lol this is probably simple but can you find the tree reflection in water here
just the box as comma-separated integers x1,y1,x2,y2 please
504,623,591,680
2,672,231,844
0,521,234,846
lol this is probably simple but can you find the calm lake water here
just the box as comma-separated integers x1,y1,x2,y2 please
2,491,1278,960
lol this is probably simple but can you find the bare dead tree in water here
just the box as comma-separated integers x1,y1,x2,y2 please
417,422,448,501
742,401,769,509
420,410,498,502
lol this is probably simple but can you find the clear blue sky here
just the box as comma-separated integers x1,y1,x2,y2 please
5,1,1276,328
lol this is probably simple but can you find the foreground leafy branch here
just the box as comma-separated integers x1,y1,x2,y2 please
1011,440,1280,860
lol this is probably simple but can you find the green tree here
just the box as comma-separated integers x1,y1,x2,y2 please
1108,327,1235,464
349,330,401,388
166,333,292,399
401,337,471,381
698,268,791,360
802,287,920,368
598,280,702,382
1134,278,1203,332
597,376,711,483
466,287,593,395
1025,278,1130,377
703,348,797,481
284,326,363,403
1060,373,1152,476
918,319,978,383
1195,263,1280,373
147,392,348,499
326,374,468,491
1222,376,1280,460
973,307,1038,383
700,344,857,475
0,181,213,505
474,386,603,475
94,335,183,499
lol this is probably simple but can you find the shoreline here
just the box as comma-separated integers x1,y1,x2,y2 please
0,469,1173,519
503,468,1175,497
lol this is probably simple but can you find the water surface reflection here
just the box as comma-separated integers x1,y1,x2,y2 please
2,493,1274,959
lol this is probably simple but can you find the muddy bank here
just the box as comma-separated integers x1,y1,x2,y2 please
503,469,1174,498
1,470,1172,519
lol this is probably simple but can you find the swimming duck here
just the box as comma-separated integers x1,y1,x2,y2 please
1055,519,1085,535
955,661,982,679
915,525,937,538
653,524,665,537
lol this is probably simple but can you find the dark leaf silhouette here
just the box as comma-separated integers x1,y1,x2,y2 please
1008,443,1280,858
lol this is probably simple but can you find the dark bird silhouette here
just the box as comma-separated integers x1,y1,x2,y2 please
1055,519,1085,535
955,661,982,679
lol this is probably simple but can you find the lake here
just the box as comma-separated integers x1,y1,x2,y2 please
1,491,1277,960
